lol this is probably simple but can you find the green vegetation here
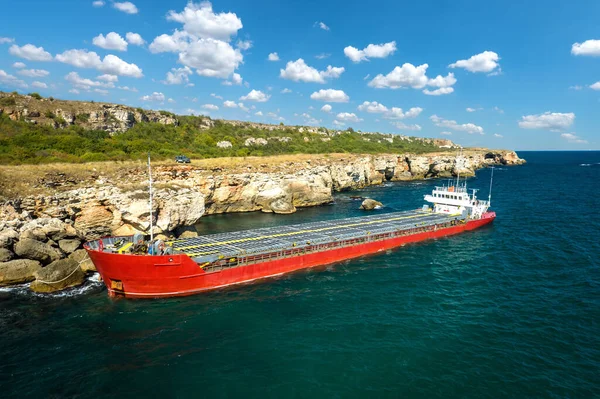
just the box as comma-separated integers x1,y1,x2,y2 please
29,93,42,100
0,113,447,165
0,97,16,106
44,110,55,119
75,113,90,123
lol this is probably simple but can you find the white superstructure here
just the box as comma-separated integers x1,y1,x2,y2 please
424,151,494,220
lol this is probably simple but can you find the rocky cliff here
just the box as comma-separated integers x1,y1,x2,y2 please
0,150,524,293
0,92,178,134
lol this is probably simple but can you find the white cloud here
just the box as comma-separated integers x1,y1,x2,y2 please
369,63,457,95
561,132,587,144
430,115,484,134
518,112,575,131
31,81,48,89
449,51,500,73
279,58,345,83
93,32,128,51
17,69,50,78
336,112,362,123
9,44,53,61
240,89,270,102
211,93,223,100
0,69,28,88
440,131,452,136
358,101,388,113
368,63,426,89
12,62,26,69
238,102,250,112
223,100,238,108
118,86,137,92
222,72,242,86
94,88,109,95
0,37,15,44
310,89,349,102
344,41,396,63
392,122,422,131
321,104,332,113
571,40,600,56
494,133,503,138
315,53,330,60
56,49,143,77
113,1,138,14
316,22,329,31
97,74,118,82
255,111,263,116
281,88,292,94
466,107,477,112
179,38,243,78
141,92,165,102
149,30,191,53
65,72,114,90
423,87,454,96
357,101,422,120
590,82,600,90
167,98,175,103
333,120,345,127
167,2,242,42
92,1,105,7
236,40,252,50
202,104,219,111
69,89,80,94
126,32,145,46
569,85,583,90
268,52,280,61
163,66,193,85
493,106,504,114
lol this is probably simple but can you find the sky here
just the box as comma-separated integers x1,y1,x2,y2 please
1,0,599,150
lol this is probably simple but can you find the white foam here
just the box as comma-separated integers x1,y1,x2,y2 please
580,164,591,167
0,274,104,298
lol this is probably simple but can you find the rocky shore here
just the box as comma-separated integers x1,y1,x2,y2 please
0,150,524,293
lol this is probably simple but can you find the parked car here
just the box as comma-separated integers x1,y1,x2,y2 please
175,155,191,163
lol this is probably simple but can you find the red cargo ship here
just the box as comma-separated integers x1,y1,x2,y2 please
85,168,496,299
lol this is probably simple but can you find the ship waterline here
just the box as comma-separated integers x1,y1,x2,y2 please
85,206,496,298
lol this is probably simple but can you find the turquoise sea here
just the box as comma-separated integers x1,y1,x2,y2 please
1,151,599,398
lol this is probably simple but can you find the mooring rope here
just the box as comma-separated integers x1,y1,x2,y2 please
35,258,90,285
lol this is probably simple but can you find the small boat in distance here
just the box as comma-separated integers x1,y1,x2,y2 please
84,157,496,299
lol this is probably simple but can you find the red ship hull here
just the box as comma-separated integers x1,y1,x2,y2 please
86,212,495,298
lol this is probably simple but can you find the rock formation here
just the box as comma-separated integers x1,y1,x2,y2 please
360,199,383,210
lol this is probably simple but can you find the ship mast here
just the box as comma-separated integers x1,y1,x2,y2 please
148,152,154,244
488,166,494,205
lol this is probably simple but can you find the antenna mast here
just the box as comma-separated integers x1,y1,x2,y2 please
488,166,494,205
148,152,154,244
456,147,462,188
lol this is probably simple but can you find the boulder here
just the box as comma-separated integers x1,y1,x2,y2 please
0,228,18,249
14,238,62,265
69,249,96,273
0,259,42,286
58,239,82,254
360,199,383,211
30,258,86,293
20,227,47,242
175,226,198,239
74,204,114,239
0,248,14,262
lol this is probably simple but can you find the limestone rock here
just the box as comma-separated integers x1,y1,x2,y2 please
69,249,96,273
0,229,18,249
74,204,114,239
14,238,62,265
30,258,86,293
217,140,232,148
0,248,14,262
58,239,82,254
0,259,42,286
360,199,383,211
20,227,47,242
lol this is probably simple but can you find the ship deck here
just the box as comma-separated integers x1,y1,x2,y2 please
169,210,464,264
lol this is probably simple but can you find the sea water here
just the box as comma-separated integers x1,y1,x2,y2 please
0,151,598,398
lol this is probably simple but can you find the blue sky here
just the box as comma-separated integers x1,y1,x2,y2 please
1,0,599,150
